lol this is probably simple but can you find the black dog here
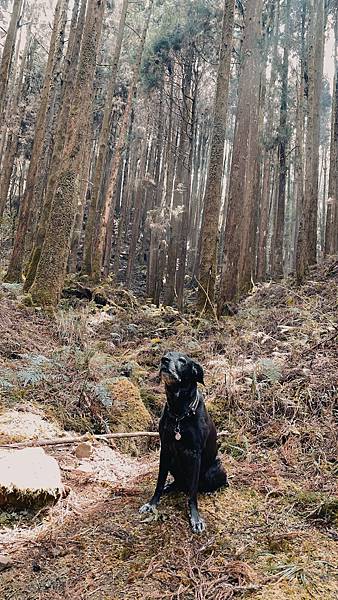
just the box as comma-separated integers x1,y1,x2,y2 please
140,351,228,532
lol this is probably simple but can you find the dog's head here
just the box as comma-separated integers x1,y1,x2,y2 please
160,351,204,387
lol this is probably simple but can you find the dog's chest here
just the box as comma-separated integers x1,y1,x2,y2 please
160,417,203,453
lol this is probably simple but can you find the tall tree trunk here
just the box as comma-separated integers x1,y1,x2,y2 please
176,59,195,311
296,0,325,281
125,135,148,286
293,0,306,270
147,85,165,300
0,21,31,218
82,0,129,275
23,0,85,292
5,0,66,282
256,0,280,280
325,15,337,256
218,0,264,313
197,0,235,312
164,120,185,307
273,0,291,278
29,0,105,306
91,0,153,282
26,0,69,253
0,0,23,136
68,118,93,272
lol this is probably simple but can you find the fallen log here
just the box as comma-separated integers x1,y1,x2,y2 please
0,430,229,449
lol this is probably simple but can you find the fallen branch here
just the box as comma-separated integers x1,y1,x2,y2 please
0,430,229,449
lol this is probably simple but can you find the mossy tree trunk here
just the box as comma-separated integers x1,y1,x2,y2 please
5,0,66,282
29,0,106,306
23,0,85,292
25,0,69,255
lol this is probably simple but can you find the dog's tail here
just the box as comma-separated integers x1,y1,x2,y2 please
200,457,228,493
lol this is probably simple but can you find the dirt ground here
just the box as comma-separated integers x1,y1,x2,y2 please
0,262,337,599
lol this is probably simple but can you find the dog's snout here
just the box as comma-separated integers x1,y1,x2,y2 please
160,356,181,383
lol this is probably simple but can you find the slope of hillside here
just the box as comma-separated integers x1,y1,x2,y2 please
0,261,337,599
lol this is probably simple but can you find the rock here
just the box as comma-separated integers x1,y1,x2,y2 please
0,410,62,445
0,555,12,571
0,447,63,509
104,377,152,454
74,442,93,459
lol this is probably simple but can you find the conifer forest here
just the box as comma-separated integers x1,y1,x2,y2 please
0,1,337,599
0,0,336,309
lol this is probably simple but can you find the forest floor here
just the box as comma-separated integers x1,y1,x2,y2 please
0,260,337,600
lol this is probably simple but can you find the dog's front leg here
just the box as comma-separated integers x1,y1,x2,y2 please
187,451,205,533
139,449,169,514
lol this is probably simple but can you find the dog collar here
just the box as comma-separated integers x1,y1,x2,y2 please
166,395,200,441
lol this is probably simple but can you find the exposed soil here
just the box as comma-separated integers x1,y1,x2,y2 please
0,261,337,599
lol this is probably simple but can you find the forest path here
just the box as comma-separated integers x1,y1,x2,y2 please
1,449,337,600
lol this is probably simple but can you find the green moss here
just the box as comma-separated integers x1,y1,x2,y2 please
140,388,164,417
23,246,42,292
104,377,153,455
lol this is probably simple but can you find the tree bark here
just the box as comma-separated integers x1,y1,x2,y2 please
296,0,325,281
125,135,148,286
0,0,23,136
325,15,337,256
197,0,235,312
0,20,31,218
91,0,153,282
218,0,264,313
29,0,105,306
23,0,86,292
273,0,291,278
82,0,129,275
5,0,66,282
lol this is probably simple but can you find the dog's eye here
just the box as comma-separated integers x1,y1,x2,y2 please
178,357,187,364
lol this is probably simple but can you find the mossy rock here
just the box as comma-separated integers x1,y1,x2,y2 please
206,395,228,430
105,377,153,455
140,388,164,417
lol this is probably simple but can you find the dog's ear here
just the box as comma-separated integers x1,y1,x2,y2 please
192,361,204,385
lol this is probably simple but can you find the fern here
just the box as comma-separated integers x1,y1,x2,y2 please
17,369,48,387
257,358,282,383
0,378,14,389
21,354,51,366
89,383,113,408
14,354,55,387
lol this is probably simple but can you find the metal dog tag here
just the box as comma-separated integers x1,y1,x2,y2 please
175,431,181,441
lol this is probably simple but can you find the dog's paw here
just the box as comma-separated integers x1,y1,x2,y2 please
139,502,157,514
190,516,206,534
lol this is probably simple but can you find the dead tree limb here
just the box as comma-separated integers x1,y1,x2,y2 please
0,430,229,449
